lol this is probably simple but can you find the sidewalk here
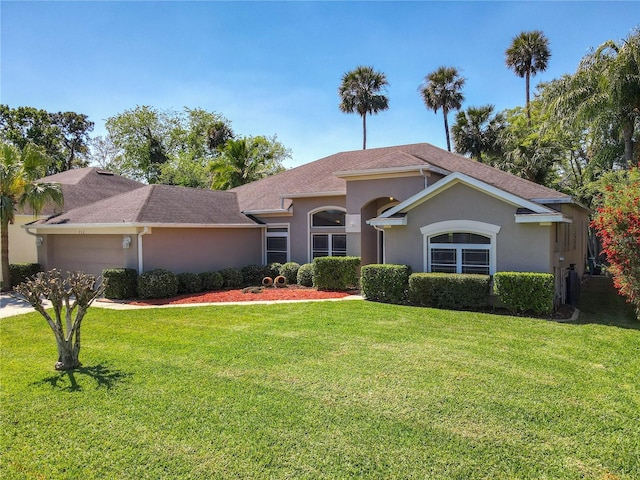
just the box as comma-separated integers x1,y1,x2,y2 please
0,292,363,319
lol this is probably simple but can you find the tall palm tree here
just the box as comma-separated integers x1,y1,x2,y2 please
1,142,63,291
505,30,551,123
338,66,389,150
452,105,504,163
420,66,466,152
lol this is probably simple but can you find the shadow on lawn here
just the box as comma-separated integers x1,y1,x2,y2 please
574,276,639,330
36,363,129,392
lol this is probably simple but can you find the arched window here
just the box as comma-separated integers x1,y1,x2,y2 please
420,220,500,275
309,208,347,259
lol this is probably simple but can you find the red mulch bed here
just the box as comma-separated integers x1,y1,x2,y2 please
128,285,356,306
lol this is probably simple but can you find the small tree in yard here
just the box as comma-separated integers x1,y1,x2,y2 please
592,166,640,319
14,269,106,370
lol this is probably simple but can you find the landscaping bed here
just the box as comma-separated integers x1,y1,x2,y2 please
127,285,358,305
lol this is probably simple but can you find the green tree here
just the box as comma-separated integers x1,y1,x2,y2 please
211,136,289,190
0,106,93,174
420,66,465,152
494,101,560,186
338,66,389,150
0,142,63,291
452,105,504,163
505,30,551,123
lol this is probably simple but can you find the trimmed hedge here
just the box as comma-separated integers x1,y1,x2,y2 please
408,273,491,310
266,263,282,279
103,268,138,299
280,262,300,285
138,269,178,299
177,272,202,294
297,263,314,287
361,264,411,304
493,272,554,315
242,264,269,287
313,256,360,291
219,268,243,289
9,263,42,288
199,271,224,291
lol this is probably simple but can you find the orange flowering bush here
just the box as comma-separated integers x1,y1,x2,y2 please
592,166,640,318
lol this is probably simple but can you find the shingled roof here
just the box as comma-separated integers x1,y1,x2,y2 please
231,143,571,212
36,184,259,226
32,167,145,215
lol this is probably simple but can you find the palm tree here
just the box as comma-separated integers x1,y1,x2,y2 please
452,105,504,163
338,66,389,150
420,66,466,152
1,142,63,291
505,30,551,123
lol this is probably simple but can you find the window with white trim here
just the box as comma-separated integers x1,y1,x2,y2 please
265,226,289,264
429,232,491,275
312,233,347,258
312,210,345,227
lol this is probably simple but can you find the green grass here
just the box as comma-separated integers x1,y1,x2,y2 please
1,278,639,479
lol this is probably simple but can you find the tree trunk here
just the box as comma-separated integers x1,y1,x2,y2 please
525,71,531,125
1,218,11,291
55,332,81,370
362,114,367,150
443,109,451,152
622,120,635,169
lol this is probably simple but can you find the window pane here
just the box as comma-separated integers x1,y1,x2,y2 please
432,265,457,273
462,266,490,275
431,249,456,264
430,232,490,244
267,237,287,251
462,249,489,266
312,210,345,227
267,251,288,264
267,227,288,233
313,235,328,250
468,234,490,244
431,233,453,244
332,234,346,252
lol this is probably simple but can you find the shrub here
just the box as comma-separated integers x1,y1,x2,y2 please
274,275,287,288
408,273,490,310
280,262,300,285
313,256,360,291
102,268,138,299
9,263,42,288
177,272,202,294
138,269,178,299
219,268,243,289
297,263,314,287
266,262,282,278
242,264,269,287
199,271,224,291
493,272,554,315
361,264,411,304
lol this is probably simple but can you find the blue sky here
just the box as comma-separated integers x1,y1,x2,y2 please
1,1,638,168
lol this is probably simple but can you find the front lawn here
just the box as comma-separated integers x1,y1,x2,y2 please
1,281,638,479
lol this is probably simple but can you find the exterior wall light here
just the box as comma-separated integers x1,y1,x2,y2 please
35,236,44,247
122,236,132,249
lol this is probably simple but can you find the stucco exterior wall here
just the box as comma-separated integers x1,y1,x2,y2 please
141,227,262,273
1,216,41,282
384,183,553,274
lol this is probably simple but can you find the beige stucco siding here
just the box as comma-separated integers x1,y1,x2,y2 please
384,183,553,273
141,227,262,273
0,216,42,282
345,176,430,214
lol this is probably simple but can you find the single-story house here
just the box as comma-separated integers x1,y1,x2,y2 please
23,143,589,303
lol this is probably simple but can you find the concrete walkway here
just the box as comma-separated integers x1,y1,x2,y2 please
0,292,363,319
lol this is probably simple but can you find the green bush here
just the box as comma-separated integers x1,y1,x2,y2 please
493,272,554,315
177,272,202,294
9,263,42,288
199,271,224,291
313,256,360,291
361,264,411,304
138,269,178,299
242,264,269,287
102,268,138,299
280,262,301,285
297,263,314,287
266,262,282,279
219,268,243,289
409,273,490,310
